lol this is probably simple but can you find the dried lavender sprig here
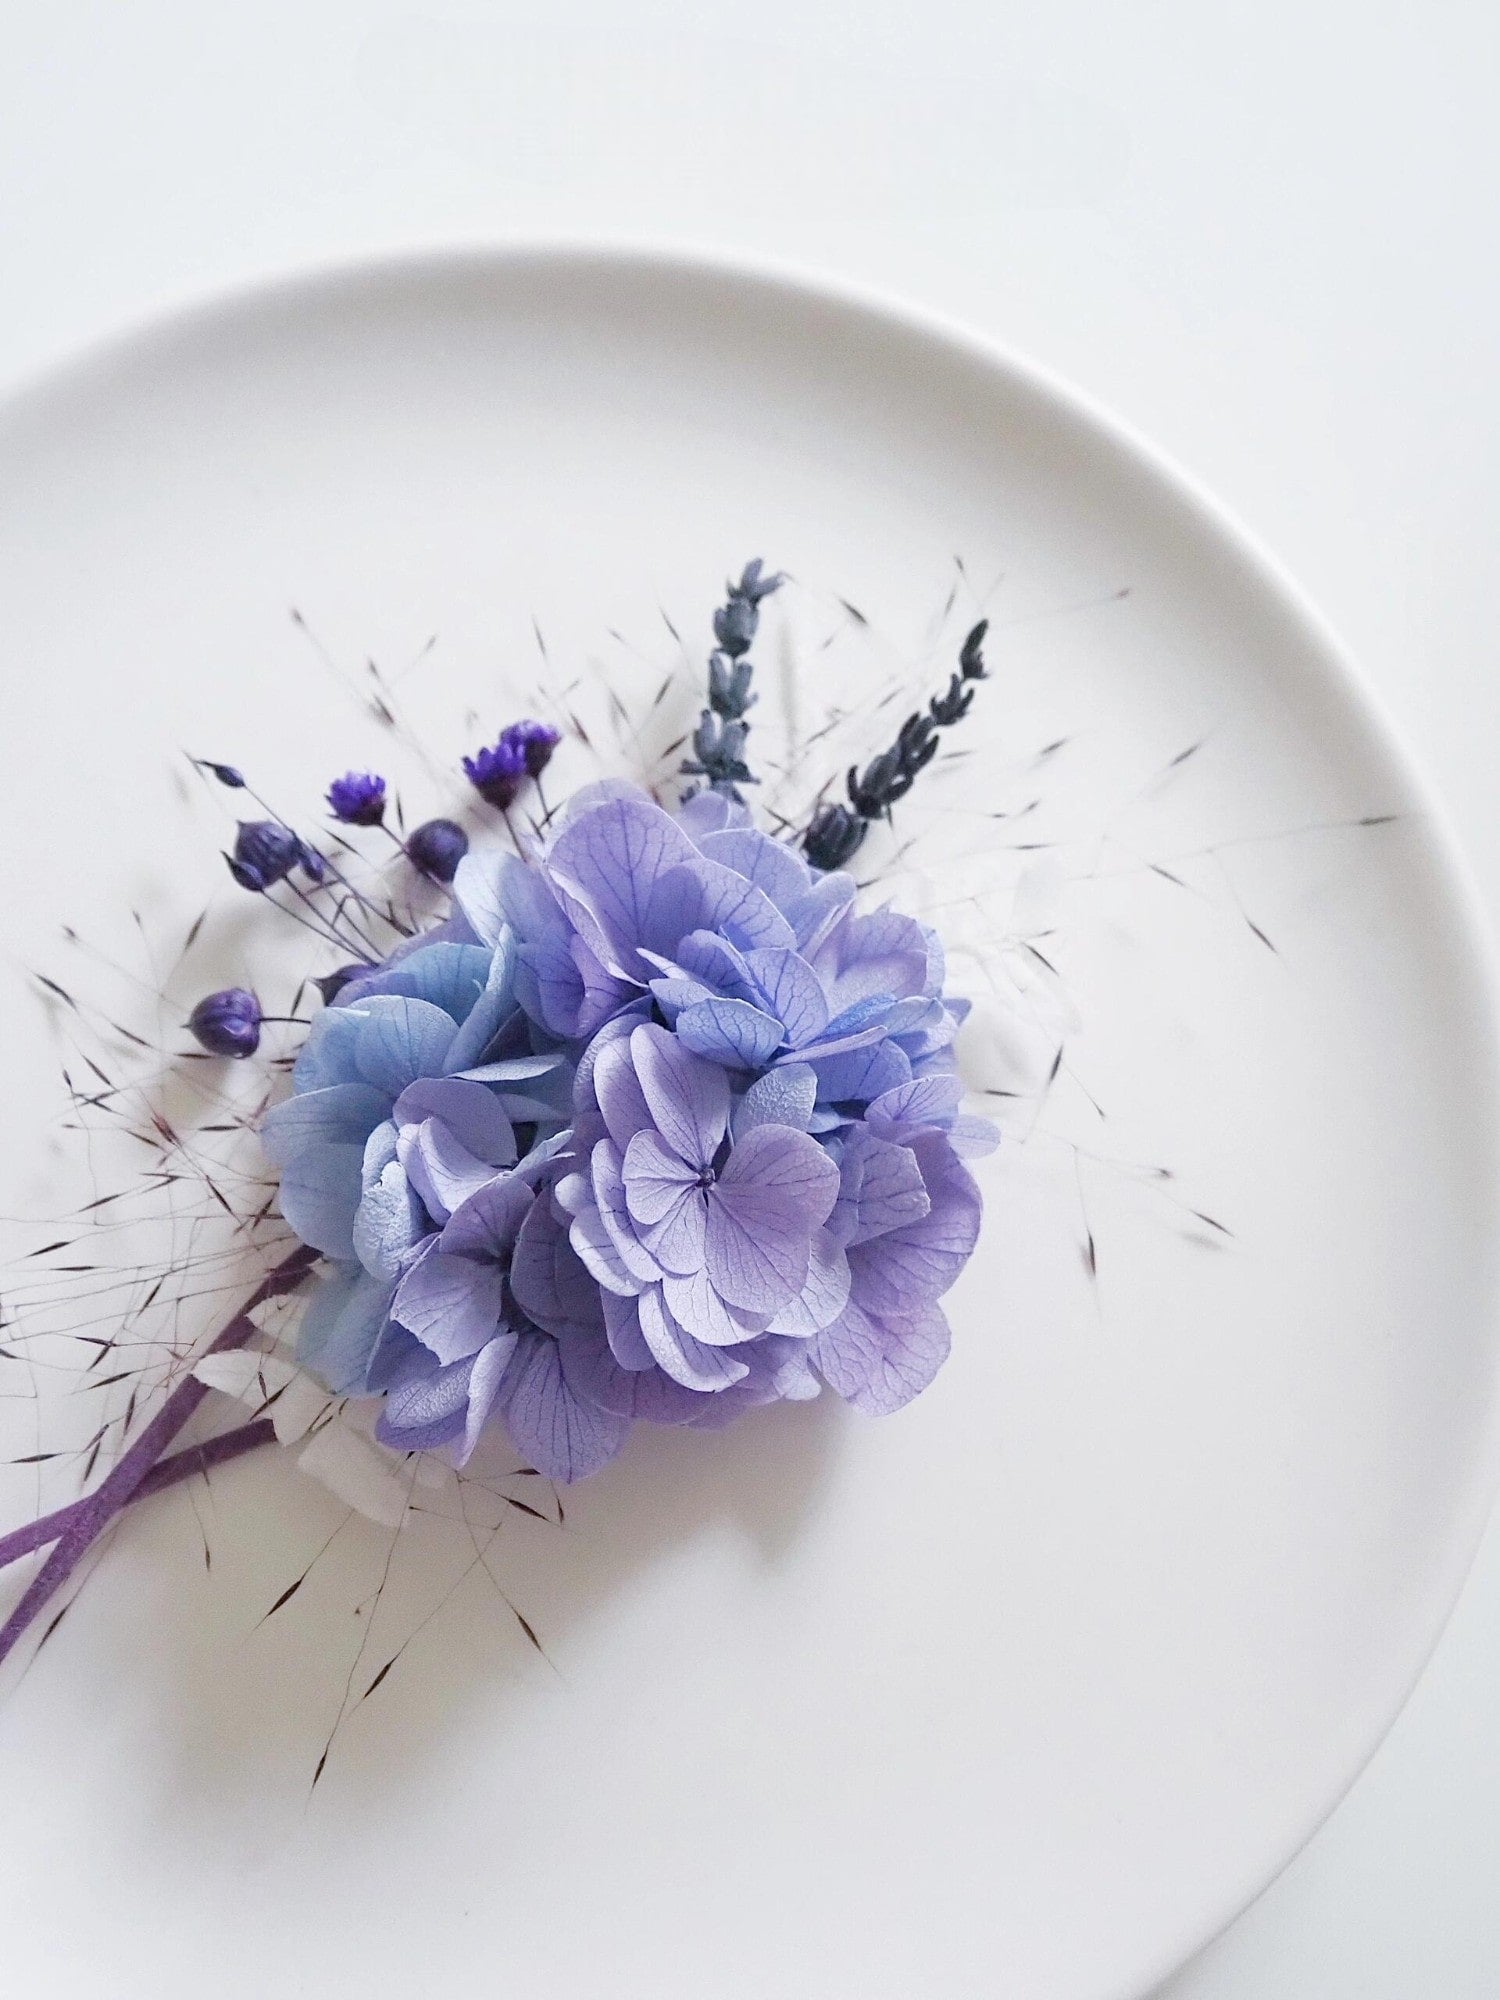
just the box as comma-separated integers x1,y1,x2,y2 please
0,1417,278,1572
0,1244,318,1669
679,558,784,802
802,618,989,870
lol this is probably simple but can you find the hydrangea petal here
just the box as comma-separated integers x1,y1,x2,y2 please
812,1299,952,1414
735,1063,817,1138
394,1245,505,1365
500,1332,629,1482
622,1128,699,1225
557,1325,713,1424
259,1082,389,1167
661,1265,771,1346
278,1140,364,1260
353,1159,427,1280
297,1262,393,1395
349,996,460,1097
848,1133,982,1312
637,1287,750,1390
629,1023,729,1166
394,1076,517,1166
547,796,699,973
764,1229,852,1336
676,997,785,1069
743,947,829,1046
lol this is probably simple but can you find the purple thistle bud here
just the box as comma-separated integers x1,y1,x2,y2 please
314,964,365,1005
503,718,562,780
188,987,261,1058
326,770,387,826
405,817,469,884
462,734,528,810
196,759,246,789
295,839,328,883
227,820,300,892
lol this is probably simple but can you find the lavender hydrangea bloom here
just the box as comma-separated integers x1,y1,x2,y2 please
456,782,965,1107
550,1017,986,1429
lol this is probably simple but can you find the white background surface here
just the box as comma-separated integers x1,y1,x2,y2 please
1,5,1495,1993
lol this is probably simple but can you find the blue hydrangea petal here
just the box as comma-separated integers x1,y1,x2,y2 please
259,1081,390,1167
393,1076,517,1167
353,1160,428,1281
349,941,491,1020
278,1140,364,1260
297,1262,394,1395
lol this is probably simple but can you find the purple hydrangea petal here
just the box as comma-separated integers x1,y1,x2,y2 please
810,1038,913,1105
764,1228,852,1336
734,1062,818,1138
637,1287,751,1390
376,1344,482,1453
500,1332,629,1482
787,871,857,954
742,947,829,1046
546,795,699,974
590,1138,669,1284
297,1263,393,1395
259,1081,390,1167
397,1118,502,1223
812,905,931,1010
948,1115,1002,1159
568,1199,645,1298
278,1140,365,1260
703,1191,811,1313
812,1298,952,1414
622,1128,699,1225
695,826,813,905
591,1032,656,1151
847,1133,982,1313
674,929,759,1000
662,1265,772,1346
839,1128,933,1245
629,1023,729,1166
394,1076,518,1167
675,788,752,839
675,996,785,1070
439,1173,535,1261
557,1321,708,1424
703,1124,839,1311
601,1289,655,1368
450,850,505,945
510,1195,602,1337
658,857,795,957
637,1181,710,1277
867,1073,964,1133
393,1244,506,1365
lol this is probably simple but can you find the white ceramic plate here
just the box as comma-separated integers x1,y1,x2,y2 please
0,249,1496,2000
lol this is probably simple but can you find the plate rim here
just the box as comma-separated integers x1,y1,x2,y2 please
3,235,1498,1999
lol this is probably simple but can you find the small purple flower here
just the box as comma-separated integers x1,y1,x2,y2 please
506,718,561,780
188,987,262,1058
463,735,528,810
406,817,469,884
326,770,387,826
227,819,300,892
